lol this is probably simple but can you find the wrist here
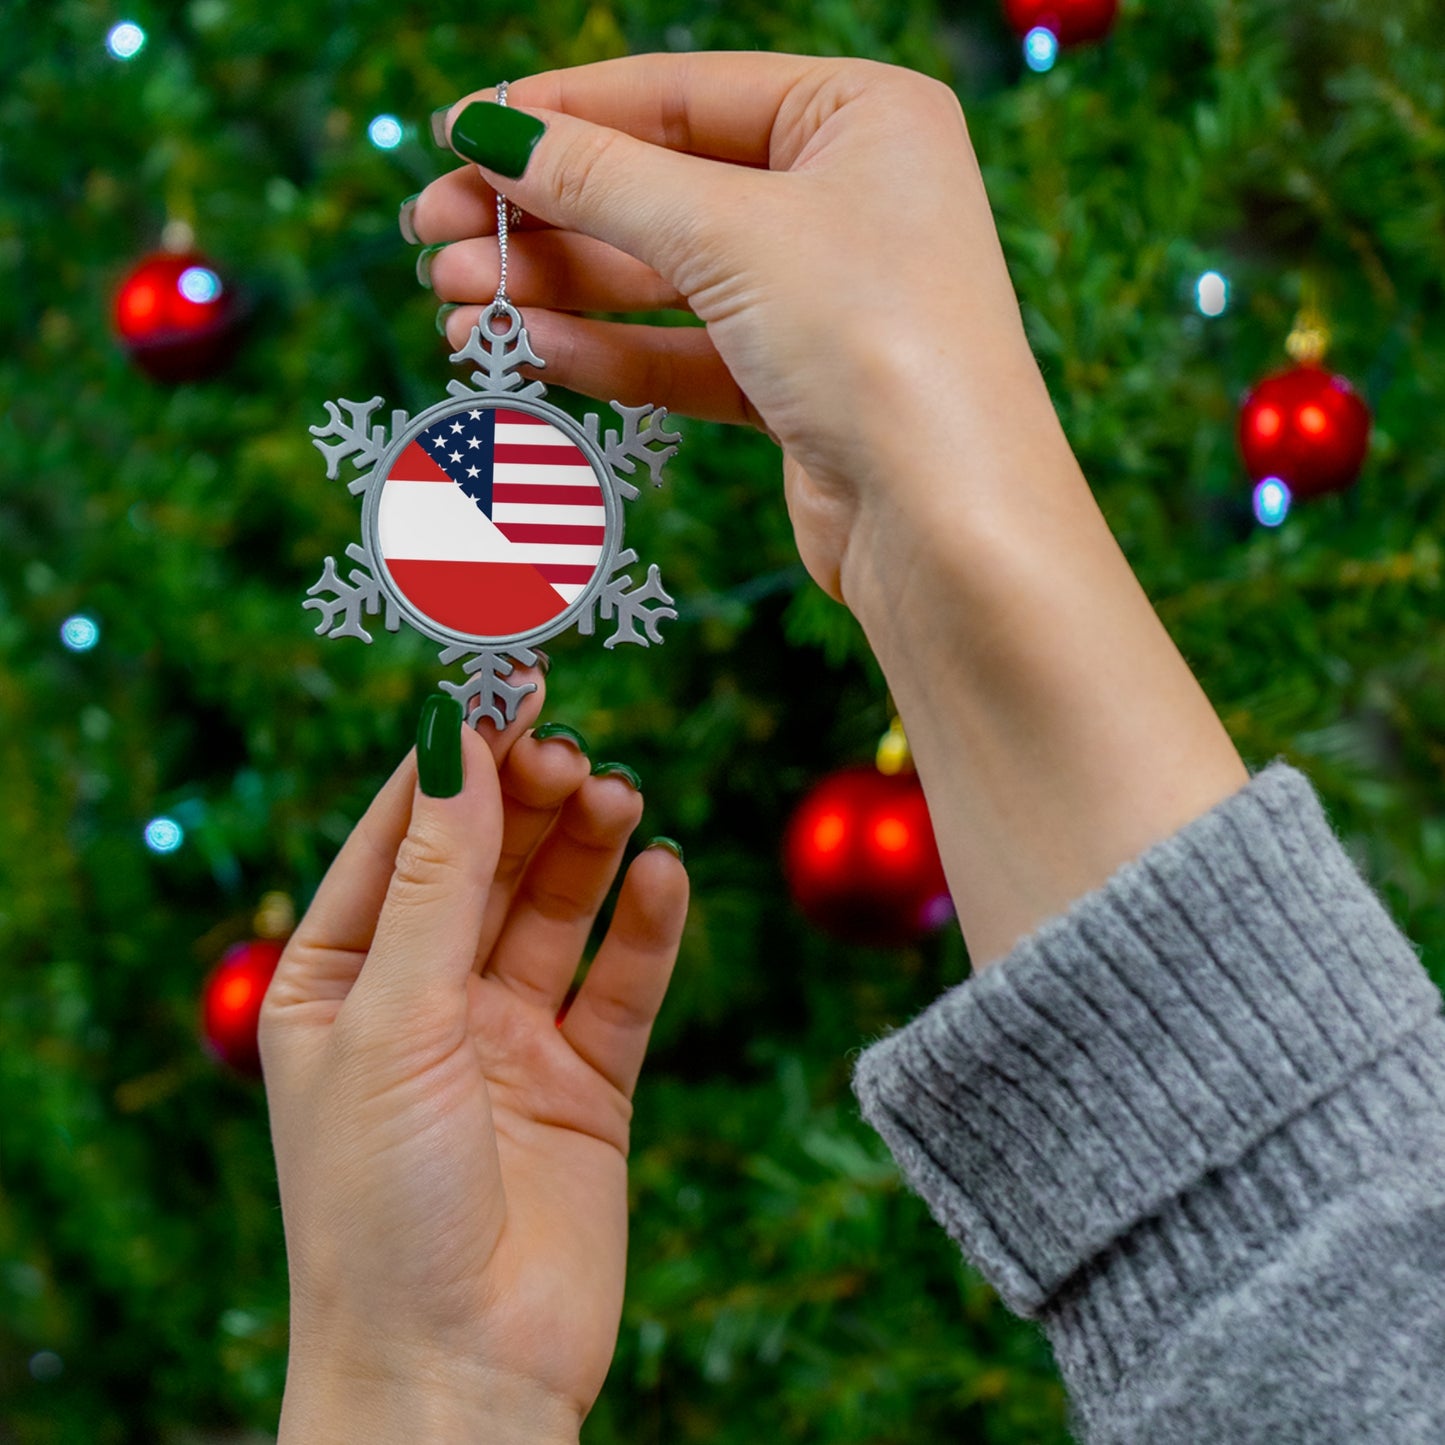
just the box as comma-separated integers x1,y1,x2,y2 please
279,1342,582,1445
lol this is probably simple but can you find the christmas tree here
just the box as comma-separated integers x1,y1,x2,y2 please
3,0,1443,1441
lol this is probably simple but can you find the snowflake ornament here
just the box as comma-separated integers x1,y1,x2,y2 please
305,302,681,728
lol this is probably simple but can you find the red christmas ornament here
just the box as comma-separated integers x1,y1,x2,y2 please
200,939,284,1076
113,250,240,382
1003,0,1118,45
783,765,953,947
1238,362,1372,500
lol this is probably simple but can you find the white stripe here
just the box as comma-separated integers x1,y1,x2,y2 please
491,503,606,526
495,422,578,447
492,462,600,488
551,583,586,603
379,480,603,565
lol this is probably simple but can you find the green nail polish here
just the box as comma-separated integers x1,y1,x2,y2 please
450,101,546,179
430,105,452,148
416,242,448,290
533,722,589,756
417,694,464,797
532,648,551,676
398,193,422,245
435,302,460,337
645,836,684,864
591,760,641,791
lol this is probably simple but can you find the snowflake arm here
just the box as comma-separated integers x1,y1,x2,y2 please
308,398,408,490
448,309,547,400
303,543,399,642
437,644,541,729
583,402,681,501
578,549,677,648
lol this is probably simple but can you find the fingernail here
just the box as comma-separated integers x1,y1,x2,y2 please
435,302,460,337
644,836,684,864
532,648,551,676
416,242,448,290
430,105,453,148
591,760,641,791
532,722,589,756
398,193,422,245
450,100,546,179
417,693,464,797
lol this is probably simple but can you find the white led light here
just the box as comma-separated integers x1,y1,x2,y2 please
368,114,404,150
144,817,185,853
60,615,100,651
178,266,222,303
106,21,146,59
1024,26,1059,72
1253,477,1291,528
1196,270,1229,317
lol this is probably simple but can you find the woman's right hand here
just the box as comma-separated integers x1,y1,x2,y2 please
409,53,1060,606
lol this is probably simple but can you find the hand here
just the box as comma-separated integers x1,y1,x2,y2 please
259,678,688,1441
411,53,1057,604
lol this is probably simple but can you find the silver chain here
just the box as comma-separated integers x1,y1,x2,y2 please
492,82,520,316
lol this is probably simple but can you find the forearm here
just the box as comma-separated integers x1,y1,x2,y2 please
842,359,1250,971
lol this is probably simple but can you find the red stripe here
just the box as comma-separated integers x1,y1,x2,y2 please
493,444,592,466
497,409,551,427
495,523,606,545
534,564,597,583
493,483,603,506
385,559,568,636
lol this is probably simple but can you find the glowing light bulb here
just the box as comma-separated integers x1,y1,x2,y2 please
1253,477,1291,528
144,817,185,853
106,21,146,59
1196,271,1229,317
60,615,100,651
178,266,222,303
368,114,404,150
1024,26,1059,72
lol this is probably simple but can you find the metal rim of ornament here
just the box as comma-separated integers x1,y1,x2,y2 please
305,300,682,730
361,314,622,654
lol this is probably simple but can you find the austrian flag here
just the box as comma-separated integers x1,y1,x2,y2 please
377,406,607,639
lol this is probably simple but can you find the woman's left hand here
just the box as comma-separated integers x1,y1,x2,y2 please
259,677,688,1443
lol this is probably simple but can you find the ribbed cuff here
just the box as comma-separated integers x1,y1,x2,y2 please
849,758,1444,1322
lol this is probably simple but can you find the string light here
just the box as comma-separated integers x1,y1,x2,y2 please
105,21,146,59
60,615,100,651
177,266,223,303
367,114,404,150
1196,270,1229,317
1024,27,1059,72
1253,477,1291,528
144,817,185,853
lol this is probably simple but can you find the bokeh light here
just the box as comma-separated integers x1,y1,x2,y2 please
1253,476,1292,528
1196,270,1229,317
144,817,185,853
105,21,146,59
178,266,222,303
368,114,404,150
60,615,100,651
1024,27,1059,72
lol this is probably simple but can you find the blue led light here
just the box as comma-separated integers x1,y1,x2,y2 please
60,615,100,652
1196,270,1229,317
368,114,404,150
106,21,146,59
144,817,185,853
1253,477,1292,528
178,266,222,303
1024,26,1059,72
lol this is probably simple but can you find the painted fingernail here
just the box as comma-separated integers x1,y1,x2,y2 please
430,105,453,148
398,193,422,245
644,836,684,864
417,694,464,798
450,101,546,179
435,303,460,337
416,242,448,290
591,760,641,791
532,722,589,756
532,648,551,676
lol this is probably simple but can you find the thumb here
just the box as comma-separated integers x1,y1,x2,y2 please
344,695,503,1036
441,94,761,291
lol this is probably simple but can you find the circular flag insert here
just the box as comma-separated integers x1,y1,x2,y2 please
377,406,607,639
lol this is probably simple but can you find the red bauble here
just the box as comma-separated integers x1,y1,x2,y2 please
113,251,240,382
783,766,953,947
1003,0,1118,45
200,939,284,1076
1237,362,1372,500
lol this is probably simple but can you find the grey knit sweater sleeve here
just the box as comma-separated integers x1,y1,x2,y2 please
849,758,1445,1442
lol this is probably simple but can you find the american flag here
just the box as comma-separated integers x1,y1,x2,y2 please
376,406,606,637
